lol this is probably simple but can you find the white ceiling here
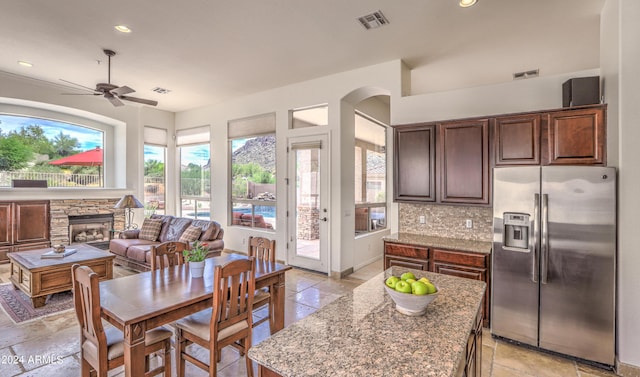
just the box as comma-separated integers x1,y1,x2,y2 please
1,1,605,113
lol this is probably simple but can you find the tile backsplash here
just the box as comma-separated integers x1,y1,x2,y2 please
399,203,493,242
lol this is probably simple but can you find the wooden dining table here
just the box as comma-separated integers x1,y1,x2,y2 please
98,253,292,377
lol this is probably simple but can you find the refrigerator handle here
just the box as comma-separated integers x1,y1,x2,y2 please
532,193,540,283
541,193,549,284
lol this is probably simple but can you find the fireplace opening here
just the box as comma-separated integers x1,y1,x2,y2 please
68,213,114,250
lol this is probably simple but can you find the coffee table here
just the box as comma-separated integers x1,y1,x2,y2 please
8,244,115,308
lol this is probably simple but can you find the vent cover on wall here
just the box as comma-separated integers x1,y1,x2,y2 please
358,11,389,30
513,69,539,80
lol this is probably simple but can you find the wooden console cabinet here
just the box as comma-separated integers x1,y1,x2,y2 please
385,240,491,327
0,201,50,263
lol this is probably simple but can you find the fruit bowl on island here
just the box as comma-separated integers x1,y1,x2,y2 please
384,272,439,316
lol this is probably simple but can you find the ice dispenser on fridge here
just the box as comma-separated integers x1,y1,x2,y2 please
503,213,529,251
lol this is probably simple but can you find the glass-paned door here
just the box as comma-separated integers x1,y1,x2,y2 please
287,135,329,273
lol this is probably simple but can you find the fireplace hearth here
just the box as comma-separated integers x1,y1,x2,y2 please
68,213,114,250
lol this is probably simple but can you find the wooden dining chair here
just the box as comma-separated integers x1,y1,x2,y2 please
175,257,256,377
150,241,189,270
71,264,172,377
247,236,275,329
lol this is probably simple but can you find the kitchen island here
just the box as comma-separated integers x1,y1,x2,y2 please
249,266,486,377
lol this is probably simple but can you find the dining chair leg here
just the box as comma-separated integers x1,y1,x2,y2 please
176,329,186,377
245,354,254,377
210,345,218,377
163,338,172,377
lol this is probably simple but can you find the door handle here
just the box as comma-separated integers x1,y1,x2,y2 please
532,193,539,283
541,193,549,284
320,217,328,222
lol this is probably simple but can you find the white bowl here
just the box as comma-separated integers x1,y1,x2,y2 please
384,283,439,316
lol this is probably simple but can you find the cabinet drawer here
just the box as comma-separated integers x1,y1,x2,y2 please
385,255,429,271
432,249,486,268
385,243,428,259
433,263,485,281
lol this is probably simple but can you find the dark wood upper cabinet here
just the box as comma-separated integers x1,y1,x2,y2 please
438,119,490,205
545,106,605,165
494,114,541,166
393,124,436,202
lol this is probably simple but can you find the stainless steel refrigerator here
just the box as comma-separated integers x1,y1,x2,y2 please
491,166,616,366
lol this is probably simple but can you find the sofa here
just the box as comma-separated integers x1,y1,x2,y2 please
109,214,224,272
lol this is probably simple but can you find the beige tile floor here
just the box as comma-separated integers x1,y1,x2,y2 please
0,258,619,377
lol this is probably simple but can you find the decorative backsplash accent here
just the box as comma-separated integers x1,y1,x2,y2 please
398,203,492,242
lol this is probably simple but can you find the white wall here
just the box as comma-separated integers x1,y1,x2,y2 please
603,0,640,370
0,72,175,225
393,68,600,125
176,60,403,274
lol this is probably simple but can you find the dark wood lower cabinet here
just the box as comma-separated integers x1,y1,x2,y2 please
0,200,50,264
384,241,491,327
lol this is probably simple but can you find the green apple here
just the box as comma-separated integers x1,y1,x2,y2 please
418,277,431,285
385,276,400,289
395,280,412,293
400,272,416,281
424,282,437,294
411,281,429,295
406,278,416,285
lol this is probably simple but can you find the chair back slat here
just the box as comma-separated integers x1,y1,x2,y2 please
211,258,255,336
72,264,107,362
248,237,275,262
150,241,189,270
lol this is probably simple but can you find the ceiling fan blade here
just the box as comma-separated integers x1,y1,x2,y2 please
59,79,99,93
105,93,124,107
111,85,135,96
119,95,158,106
61,93,101,96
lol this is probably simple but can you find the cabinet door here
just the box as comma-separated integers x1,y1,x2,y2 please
439,120,490,205
13,201,50,244
494,114,541,165
393,124,436,202
0,203,12,246
545,106,605,165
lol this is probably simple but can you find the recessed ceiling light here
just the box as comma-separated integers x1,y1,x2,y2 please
459,0,477,7
114,25,132,33
17,61,33,67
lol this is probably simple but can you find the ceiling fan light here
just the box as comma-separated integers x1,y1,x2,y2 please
18,60,33,67
459,0,477,8
114,25,132,33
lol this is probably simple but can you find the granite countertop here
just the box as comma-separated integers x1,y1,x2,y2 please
248,267,486,377
383,232,492,254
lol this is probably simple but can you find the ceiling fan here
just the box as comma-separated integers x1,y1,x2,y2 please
61,49,158,107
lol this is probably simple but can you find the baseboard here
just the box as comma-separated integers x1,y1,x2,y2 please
617,359,640,377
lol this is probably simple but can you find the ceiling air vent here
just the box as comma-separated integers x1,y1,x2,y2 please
357,10,389,30
151,87,171,94
513,69,539,80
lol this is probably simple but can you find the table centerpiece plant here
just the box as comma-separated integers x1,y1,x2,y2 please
183,241,208,278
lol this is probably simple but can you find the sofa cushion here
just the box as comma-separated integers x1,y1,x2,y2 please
110,238,157,257
139,218,163,241
179,225,202,243
151,214,175,242
191,220,221,241
126,244,153,263
161,217,193,242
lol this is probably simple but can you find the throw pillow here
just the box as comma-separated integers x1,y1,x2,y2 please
179,225,202,243
139,218,163,241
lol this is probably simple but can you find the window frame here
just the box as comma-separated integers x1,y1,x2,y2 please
354,111,388,235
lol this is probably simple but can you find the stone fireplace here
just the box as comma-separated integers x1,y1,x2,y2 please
50,199,125,247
